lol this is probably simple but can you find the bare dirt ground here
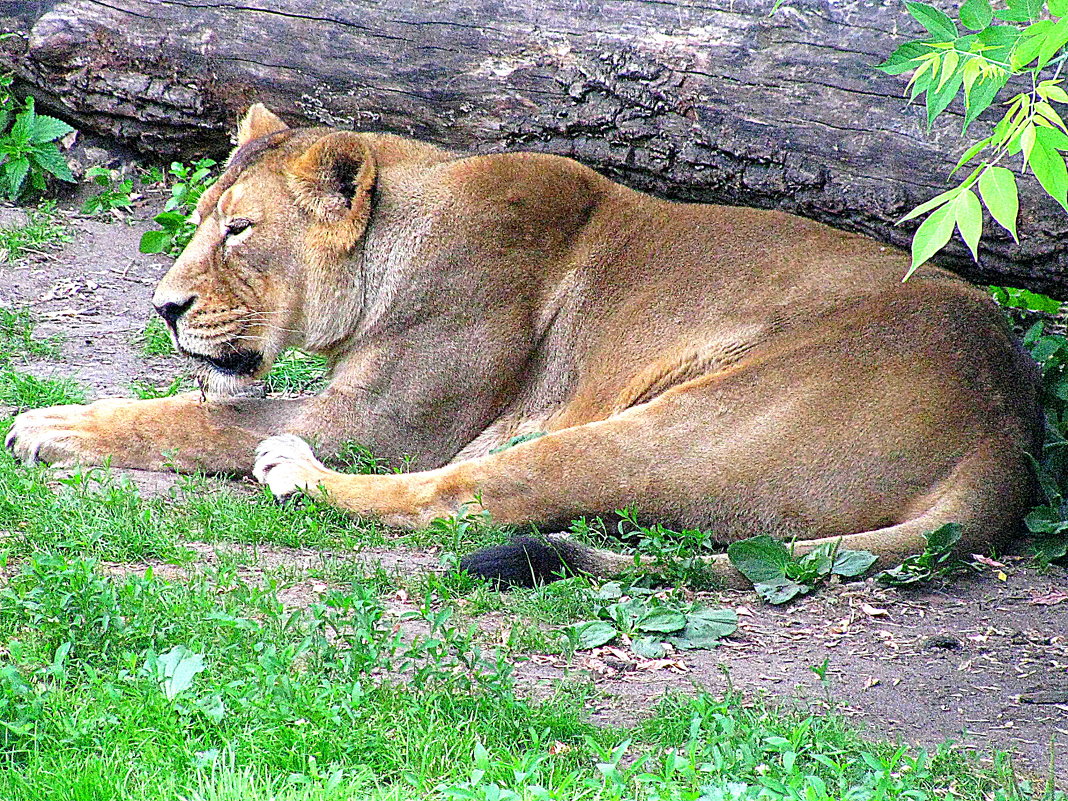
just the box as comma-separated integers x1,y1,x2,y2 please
2,199,1066,785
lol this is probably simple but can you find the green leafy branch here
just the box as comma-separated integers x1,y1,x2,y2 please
879,0,1068,275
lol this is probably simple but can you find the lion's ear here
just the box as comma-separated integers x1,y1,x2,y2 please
236,103,289,147
287,132,377,248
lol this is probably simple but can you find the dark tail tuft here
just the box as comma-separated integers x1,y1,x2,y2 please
459,535,581,588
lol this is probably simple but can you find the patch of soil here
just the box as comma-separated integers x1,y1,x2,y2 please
2,197,1066,785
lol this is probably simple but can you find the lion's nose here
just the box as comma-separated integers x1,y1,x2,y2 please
154,295,196,327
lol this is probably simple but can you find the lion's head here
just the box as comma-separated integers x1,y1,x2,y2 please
151,105,378,395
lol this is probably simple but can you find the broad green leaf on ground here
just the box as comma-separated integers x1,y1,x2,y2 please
978,166,1019,241
926,523,963,553
669,608,739,648
155,646,206,701
636,608,687,633
727,535,791,584
631,635,667,659
755,579,811,605
832,548,879,577
568,620,617,649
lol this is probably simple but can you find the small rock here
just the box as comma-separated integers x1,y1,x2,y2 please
0,205,30,230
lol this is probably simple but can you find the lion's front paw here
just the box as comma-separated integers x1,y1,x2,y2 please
253,434,330,499
5,404,104,466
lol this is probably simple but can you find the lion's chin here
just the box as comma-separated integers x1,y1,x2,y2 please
184,347,267,398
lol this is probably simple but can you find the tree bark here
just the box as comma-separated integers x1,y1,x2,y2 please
2,0,1067,296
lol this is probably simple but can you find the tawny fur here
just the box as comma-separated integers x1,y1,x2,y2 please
6,103,1043,587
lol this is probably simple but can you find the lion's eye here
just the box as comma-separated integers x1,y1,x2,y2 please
226,218,253,238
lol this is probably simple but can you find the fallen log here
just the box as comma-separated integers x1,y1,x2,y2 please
2,0,1067,295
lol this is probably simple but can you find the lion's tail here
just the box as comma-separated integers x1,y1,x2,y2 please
459,440,1038,589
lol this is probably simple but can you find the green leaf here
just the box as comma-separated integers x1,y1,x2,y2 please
631,635,667,659
951,136,991,174
955,188,983,262
907,201,957,277
1037,125,1068,150
1,157,29,200
1030,535,1068,562
155,646,206,700
877,41,932,75
831,549,879,577
755,579,809,605
1012,22,1055,68
669,608,738,649
1052,0,1068,16
898,185,963,223
636,608,687,633
139,230,172,254
30,144,74,183
925,522,963,553
906,1,958,39
963,72,1009,131
926,66,964,128
27,114,74,144
727,535,791,584
1029,131,1068,212
683,607,739,643
960,0,993,30
568,620,617,650
996,0,1044,22
1038,17,1068,70
978,166,1019,241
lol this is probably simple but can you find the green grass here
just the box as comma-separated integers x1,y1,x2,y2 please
1,548,1060,801
0,200,72,262
264,349,330,394
0,368,1063,800
138,316,176,357
0,306,62,364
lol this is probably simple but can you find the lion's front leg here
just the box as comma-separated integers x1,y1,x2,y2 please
254,434,455,527
7,393,304,474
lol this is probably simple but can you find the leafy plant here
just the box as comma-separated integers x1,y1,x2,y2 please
564,581,738,656
876,523,971,585
879,0,1068,275
727,535,877,603
80,166,133,216
0,79,75,201
990,285,1063,312
1018,319,1068,561
139,158,218,256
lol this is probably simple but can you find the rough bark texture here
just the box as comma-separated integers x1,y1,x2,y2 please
2,0,1067,295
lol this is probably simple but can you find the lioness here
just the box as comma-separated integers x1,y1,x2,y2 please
7,104,1042,588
